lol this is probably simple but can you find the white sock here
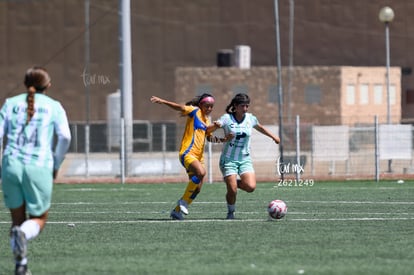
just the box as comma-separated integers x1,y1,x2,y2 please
20,220,41,241
18,258,28,265
227,204,236,213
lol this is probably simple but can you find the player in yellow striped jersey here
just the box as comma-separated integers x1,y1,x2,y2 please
150,94,232,220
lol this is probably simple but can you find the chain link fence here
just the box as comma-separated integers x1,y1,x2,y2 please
60,116,414,183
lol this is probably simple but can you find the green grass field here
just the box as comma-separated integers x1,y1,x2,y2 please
0,180,413,274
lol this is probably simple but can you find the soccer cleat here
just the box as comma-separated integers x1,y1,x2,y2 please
11,226,27,262
226,212,235,220
170,210,184,220
15,264,31,275
178,199,189,215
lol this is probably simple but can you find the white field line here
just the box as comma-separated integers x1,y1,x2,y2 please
0,200,411,223
1,185,413,194
0,210,411,216
48,211,413,215
289,200,414,204
0,217,412,225
62,186,414,192
50,200,414,205
61,186,414,192
47,216,414,223
288,217,414,221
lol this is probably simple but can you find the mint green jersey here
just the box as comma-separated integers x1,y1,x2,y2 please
0,93,71,170
217,113,258,161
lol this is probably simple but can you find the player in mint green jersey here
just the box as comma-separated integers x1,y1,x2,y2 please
0,67,71,275
211,93,280,219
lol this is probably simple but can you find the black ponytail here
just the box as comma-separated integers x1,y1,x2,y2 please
186,93,214,106
225,93,250,114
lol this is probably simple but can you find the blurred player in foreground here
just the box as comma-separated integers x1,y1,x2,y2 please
0,67,71,275
210,93,280,219
150,94,232,220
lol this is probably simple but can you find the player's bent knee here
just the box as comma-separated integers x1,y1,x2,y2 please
243,185,256,193
198,169,206,178
246,188,255,193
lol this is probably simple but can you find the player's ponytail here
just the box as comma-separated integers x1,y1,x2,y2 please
186,93,214,107
23,66,51,124
26,86,36,125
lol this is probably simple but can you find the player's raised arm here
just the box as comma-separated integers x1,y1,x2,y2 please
206,120,222,135
254,123,280,144
150,96,186,112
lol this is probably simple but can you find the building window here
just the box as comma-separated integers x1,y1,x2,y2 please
374,85,383,105
305,84,321,104
407,89,414,104
346,84,355,105
390,84,396,105
359,84,369,105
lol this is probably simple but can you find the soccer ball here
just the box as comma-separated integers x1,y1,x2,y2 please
268,199,287,219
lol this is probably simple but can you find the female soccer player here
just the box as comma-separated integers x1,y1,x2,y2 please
150,94,231,220
0,67,71,274
211,93,280,219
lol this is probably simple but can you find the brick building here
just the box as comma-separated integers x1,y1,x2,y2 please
0,0,413,125
175,66,402,126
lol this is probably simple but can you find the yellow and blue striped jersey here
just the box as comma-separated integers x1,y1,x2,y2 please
179,105,211,162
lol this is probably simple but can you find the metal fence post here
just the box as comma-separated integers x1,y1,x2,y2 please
162,124,166,176
375,115,379,182
295,115,301,181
